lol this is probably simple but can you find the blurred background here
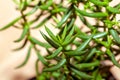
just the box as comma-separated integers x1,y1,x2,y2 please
0,0,120,80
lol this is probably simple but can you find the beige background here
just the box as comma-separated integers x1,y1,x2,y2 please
0,0,120,80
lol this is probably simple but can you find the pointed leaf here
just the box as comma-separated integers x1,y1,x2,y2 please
89,0,108,6
46,47,63,59
74,6,108,18
45,26,58,42
14,24,29,42
93,32,108,39
70,68,93,79
85,48,97,61
13,38,28,51
40,31,60,48
0,16,21,31
65,50,87,56
110,29,120,44
57,10,72,28
106,49,120,68
36,51,49,66
43,58,66,72
74,60,100,69
76,37,92,51
61,26,67,40
16,45,33,68
32,15,51,29
28,36,51,48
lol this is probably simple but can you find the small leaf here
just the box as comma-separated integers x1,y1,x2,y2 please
16,45,33,68
36,51,49,66
57,10,72,28
93,32,108,39
62,26,75,45
85,48,97,61
28,36,51,48
107,6,120,14
76,37,92,51
78,14,95,30
110,29,120,44
13,38,28,51
89,0,108,6
106,49,120,68
26,6,39,16
74,5,108,18
14,24,29,42
40,31,60,48
46,47,63,59
32,15,51,29
67,18,75,30
62,36,76,46
74,60,100,69
61,26,67,40
43,58,66,72
45,26,58,42
70,67,93,79
39,0,53,10
0,16,21,31
65,50,87,56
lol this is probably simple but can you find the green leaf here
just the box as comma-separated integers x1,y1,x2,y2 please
28,36,51,48
74,6,108,18
45,26,58,42
0,16,21,31
16,45,33,68
62,36,76,46
76,37,92,51
57,10,72,28
89,0,108,6
0,5,39,31
67,18,75,30
36,51,49,66
40,31,60,48
46,47,63,59
107,6,120,14
65,50,87,56
39,0,53,10
62,27,75,46
110,29,120,44
74,60,100,69
70,68,93,79
106,49,120,68
78,14,95,30
32,15,51,29
43,58,66,72
14,24,29,42
85,48,97,61
93,32,108,39
13,38,28,51
61,26,67,40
